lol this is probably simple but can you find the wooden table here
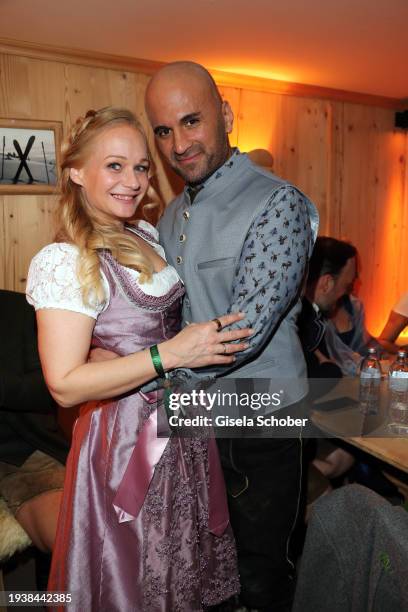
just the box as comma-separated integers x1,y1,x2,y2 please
311,378,408,474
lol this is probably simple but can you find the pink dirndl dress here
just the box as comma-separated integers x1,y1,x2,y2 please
47,229,239,612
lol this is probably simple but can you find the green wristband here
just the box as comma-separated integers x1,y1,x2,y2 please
150,344,165,378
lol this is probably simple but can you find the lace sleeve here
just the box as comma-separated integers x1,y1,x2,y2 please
26,243,108,319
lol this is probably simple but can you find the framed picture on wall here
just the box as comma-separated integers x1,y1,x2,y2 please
0,118,62,194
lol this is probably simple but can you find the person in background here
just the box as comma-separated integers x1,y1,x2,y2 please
299,238,357,485
145,61,319,612
0,289,68,587
378,292,408,354
0,289,68,552
26,107,249,611
302,237,402,498
305,236,379,377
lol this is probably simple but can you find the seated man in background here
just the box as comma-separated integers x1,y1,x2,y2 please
379,292,408,354
0,289,68,560
299,237,358,483
300,238,400,497
305,236,379,377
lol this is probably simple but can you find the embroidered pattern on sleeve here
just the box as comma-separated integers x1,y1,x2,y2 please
231,185,313,349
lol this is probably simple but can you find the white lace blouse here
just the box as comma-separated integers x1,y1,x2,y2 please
26,221,181,319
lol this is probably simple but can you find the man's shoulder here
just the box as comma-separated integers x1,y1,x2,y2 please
246,158,287,186
236,155,286,192
242,156,314,206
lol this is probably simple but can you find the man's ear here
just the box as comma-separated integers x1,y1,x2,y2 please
222,100,234,134
319,273,335,294
69,167,84,186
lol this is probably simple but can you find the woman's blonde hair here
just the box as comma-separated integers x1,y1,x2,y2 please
55,106,163,306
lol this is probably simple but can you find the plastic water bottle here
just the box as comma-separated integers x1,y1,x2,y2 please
359,348,382,415
388,350,408,434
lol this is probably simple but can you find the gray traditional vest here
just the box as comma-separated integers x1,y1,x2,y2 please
159,153,319,408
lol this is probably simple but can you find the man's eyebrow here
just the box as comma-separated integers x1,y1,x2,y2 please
182,112,201,123
153,113,202,135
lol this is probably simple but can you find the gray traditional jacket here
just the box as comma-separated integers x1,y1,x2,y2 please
159,152,319,408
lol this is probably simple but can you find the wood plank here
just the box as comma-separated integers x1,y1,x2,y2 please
0,37,404,110
346,437,408,474
3,195,56,292
312,379,408,474
235,89,331,226
397,131,408,334
339,104,406,336
0,45,407,302
325,101,344,237
0,54,32,117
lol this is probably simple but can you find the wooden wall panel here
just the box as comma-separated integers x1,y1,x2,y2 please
3,195,57,292
234,89,331,232
0,47,407,342
27,59,66,121
325,101,344,238
0,55,176,287
337,104,406,334
400,134,408,314
0,55,32,117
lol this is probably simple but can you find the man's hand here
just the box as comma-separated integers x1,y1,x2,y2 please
88,347,120,363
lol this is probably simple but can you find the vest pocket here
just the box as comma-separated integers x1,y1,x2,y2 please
196,257,236,270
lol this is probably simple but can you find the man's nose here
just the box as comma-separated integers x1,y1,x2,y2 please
172,129,190,155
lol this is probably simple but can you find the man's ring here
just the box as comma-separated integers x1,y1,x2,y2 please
212,318,222,331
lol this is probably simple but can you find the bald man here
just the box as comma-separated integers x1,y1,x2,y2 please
146,62,319,612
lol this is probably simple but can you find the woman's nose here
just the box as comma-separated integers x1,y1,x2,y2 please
123,167,141,190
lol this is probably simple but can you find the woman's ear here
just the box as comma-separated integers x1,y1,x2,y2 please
69,167,84,186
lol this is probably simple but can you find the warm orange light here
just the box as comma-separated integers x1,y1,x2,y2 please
362,130,407,337
239,139,273,154
216,66,297,84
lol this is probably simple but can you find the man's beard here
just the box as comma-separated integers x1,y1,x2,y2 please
171,125,230,185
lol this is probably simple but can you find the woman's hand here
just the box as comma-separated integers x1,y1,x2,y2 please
36,309,251,408
159,312,253,370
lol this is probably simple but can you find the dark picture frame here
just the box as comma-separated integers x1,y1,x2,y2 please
0,118,62,194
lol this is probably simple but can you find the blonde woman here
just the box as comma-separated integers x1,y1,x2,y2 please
26,108,247,611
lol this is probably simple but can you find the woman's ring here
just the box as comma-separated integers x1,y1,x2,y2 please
212,317,222,331
222,344,227,354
